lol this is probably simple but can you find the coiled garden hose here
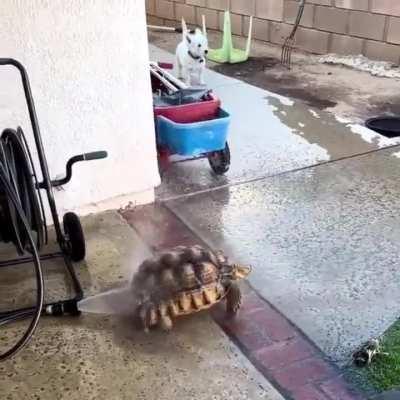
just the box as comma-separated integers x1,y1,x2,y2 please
0,128,45,361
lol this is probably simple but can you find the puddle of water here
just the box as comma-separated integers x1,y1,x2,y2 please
266,96,391,159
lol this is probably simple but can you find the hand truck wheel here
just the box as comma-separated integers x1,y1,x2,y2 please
208,142,230,175
63,212,85,262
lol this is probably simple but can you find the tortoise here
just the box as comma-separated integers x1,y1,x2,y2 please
131,245,251,331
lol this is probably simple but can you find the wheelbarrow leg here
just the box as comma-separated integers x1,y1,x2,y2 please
157,148,171,176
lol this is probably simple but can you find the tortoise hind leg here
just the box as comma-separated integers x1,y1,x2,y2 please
226,283,242,315
160,315,173,331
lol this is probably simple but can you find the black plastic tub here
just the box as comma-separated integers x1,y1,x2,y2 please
366,117,400,138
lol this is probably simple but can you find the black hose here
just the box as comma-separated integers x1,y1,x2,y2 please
0,129,44,361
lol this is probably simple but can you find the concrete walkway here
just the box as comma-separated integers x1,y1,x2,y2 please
3,44,398,400
150,44,400,366
150,46,400,202
0,212,283,400
167,147,400,364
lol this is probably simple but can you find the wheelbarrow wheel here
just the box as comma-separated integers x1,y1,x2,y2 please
208,143,230,175
63,212,86,262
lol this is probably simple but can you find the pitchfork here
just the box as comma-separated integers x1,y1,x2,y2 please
281,0,306,68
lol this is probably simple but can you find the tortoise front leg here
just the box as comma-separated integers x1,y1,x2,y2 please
226,283,242,314
138,303,158,333
138,305,151,333
159,303,173,332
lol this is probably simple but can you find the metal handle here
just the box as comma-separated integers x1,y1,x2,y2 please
81,151,108,161
147,25,195,34
290,0,306,38
48,151,108,188
147,25,183,33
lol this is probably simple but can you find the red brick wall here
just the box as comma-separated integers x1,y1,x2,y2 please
146,0,400,64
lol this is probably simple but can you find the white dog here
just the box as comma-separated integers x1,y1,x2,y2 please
176,19,208,86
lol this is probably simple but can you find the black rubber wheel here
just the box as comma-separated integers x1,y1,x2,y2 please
208,143,230,175
63,212,85,262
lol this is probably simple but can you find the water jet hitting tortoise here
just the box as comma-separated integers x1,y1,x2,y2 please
131,245,251,331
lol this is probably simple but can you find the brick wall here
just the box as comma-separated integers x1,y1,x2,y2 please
146,0,400,64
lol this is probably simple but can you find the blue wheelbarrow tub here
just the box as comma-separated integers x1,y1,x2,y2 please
156,108,230,156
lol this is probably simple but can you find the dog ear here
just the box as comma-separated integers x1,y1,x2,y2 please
181,18,188,35
202,15,207,36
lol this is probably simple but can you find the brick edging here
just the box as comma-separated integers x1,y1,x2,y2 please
121,203,365,400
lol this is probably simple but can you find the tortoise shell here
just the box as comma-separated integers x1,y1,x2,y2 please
131,245,241,332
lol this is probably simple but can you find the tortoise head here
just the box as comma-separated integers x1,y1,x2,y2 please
229,264,252,280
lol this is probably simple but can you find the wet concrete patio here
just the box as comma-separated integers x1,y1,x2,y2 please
166,147,400,364
151,46,400,201
150,43,400,367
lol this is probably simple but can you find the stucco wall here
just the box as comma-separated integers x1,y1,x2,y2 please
0,0,160,217
147,0,400,64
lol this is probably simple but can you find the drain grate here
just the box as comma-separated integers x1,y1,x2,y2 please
366,117,400,138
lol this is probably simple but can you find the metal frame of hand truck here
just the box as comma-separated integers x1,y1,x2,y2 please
0,58,107,322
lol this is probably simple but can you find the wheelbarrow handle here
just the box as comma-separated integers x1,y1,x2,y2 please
147,25,195,34
147,25,183,33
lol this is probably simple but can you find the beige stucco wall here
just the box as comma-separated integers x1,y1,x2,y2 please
147,0,400,64
0,0,160,217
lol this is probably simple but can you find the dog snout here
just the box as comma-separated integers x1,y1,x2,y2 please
204,49,208,55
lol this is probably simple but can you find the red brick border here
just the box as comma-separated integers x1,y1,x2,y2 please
121,203,365,400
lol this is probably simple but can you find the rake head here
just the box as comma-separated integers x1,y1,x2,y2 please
281,36,296,69
281,0,305,69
